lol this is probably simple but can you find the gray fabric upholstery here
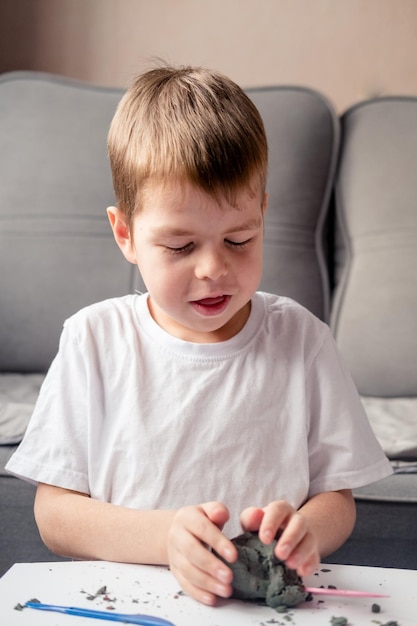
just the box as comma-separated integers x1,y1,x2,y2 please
329,97,417,487
354,472,417,503
360,396,417,461
0,374,44,444
331,97,417,397
323,498,417,569
250,87,339,322
0,72,144,373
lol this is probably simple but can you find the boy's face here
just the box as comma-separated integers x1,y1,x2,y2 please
108,181,267,343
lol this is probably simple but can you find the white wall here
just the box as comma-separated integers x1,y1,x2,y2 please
1,0,416,112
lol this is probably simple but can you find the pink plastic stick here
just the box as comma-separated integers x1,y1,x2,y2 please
305,586,389,598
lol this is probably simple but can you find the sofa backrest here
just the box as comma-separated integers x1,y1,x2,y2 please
331,97,417,398
250,86,339,322
0,72,144,372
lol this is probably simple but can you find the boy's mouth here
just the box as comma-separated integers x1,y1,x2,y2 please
190,295,231,316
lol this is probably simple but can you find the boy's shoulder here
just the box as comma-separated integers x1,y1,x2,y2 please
260,291,325,328
258,291,329,353
63,293,142,333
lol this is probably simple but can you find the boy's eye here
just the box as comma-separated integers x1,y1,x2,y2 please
165,238,253,255
225,238,252,249
166,242,194,255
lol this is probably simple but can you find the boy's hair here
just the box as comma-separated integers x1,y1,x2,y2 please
107,64,268,224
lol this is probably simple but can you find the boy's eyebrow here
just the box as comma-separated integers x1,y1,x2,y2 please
225,217,264,232
152,217,263,238
151,227,196,238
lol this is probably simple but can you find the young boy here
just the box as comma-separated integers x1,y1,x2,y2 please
6,65,392,607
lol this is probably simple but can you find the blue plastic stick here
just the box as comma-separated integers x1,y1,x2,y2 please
25,601,176,625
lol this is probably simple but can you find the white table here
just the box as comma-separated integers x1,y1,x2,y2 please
0,560,415,625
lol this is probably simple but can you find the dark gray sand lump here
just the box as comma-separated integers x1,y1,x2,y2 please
219,531,309,608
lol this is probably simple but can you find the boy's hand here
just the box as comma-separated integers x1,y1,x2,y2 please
167,501,238,606
240,501,320,577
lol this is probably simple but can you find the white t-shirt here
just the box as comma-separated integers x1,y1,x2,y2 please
6,292,392,536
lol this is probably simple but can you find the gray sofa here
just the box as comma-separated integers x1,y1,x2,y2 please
1,71,416,576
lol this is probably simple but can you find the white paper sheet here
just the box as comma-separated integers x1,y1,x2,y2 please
0,560,415,626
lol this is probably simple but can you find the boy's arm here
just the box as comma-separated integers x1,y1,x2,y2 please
34,483,237,606
34,483,174,563
241,489,356,577
296,489,356,557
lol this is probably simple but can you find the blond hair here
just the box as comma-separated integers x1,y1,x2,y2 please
107,65,268,224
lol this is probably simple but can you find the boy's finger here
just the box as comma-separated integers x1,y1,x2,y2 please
172,561,231,607
182,533,235,592
240,506,264,531
177,507,236,568
210,533,238,564
258,500,295,544
274,512,308,560
202,501,230,530
188,503,236,563
283,534,319,576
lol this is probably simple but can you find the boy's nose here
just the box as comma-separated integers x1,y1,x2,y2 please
194,248,228,281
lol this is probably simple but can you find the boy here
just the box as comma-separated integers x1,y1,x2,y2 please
6,65,392,607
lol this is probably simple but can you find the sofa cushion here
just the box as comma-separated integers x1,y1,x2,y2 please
248,87,339,322
331,97,417,399
0,72,144,373
361,396,417,461
0,374,44,445
353,472,417,503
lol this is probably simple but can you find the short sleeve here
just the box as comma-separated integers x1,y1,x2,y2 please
306,330,392,496
5,320,91,493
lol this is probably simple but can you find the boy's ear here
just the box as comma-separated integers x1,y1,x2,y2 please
107,206,137,264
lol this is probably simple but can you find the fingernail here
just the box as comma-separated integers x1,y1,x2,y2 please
224,548,235,561
202,593,215,606
215,583,229,597
218,568,231,583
